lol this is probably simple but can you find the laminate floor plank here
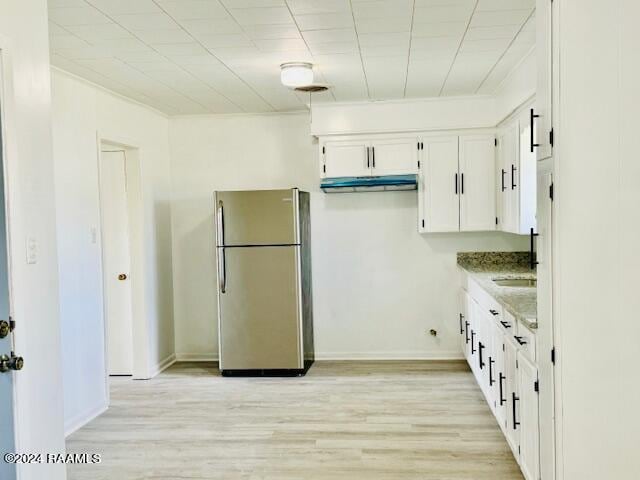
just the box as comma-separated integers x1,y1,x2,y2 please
66,361,523,480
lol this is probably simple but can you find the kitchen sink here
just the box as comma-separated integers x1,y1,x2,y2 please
492,278,537,288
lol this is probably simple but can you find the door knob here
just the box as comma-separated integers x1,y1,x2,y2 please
118,274,128,281
0,320,9,338
0,352,24,373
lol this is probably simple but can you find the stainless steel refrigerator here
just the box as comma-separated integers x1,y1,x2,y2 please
214,188,314,376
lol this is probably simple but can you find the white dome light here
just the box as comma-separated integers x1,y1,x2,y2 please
280,62,314,88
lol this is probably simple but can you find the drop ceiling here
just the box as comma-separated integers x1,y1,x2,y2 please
48,0,536,115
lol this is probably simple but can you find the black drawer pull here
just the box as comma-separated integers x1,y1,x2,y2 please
501,169,506,192
511,164,517,189
459,313,464,334
499,373,506,405
500,321,512,329
464,321,470,344
512,392,520,429
471,331,476,354
478,342,485,369
514,336,528,346
530,108,540,152
455,173,458,194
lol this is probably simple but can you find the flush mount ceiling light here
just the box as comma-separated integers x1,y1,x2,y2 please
280,62,314,88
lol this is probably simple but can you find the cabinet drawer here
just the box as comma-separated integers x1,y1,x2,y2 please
515,321,537,363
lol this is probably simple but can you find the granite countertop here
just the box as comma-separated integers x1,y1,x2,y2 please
457,252,537,331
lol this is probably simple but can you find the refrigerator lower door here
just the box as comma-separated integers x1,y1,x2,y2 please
218,245,303,371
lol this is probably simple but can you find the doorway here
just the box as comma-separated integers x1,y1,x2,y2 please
99,149,134,376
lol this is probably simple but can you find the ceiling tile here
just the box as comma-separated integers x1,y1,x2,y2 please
48,7,113,26
358,32,410,47
242,25,302,40
86,0,162,15
476,0,535,11
352,0,413,19
155,0,231,20
413,5,474,23
470,9,532,27
197,34,254,48
464,25,520,40
355,17,412,34
287,0,350,15
220,0,285,7
154,43,211,57
180,18,243,35
308,41,359,55
229,7,294,25
133,29,195,45
114,13,179,30
295,13,354,30
66,23,134,41
302,28,357,45
411,21,467,37
254,38,309,52
50,34,92,50
459,37,511,54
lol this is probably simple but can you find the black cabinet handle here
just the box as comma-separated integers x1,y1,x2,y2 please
489,309,499,316
465,321,470,344
489,357,495,386
372,146,375,168
530,108,540,153
530,228,539,270
499,320,512,329
461,173,464,194
499,373,506,405
471,331,476,354
514,336,528,346
459,313,465,334
455,173,458,194
501,169,506,192
366,147,370,168
512,392,520,429
511,164,516,189
478,342,485,369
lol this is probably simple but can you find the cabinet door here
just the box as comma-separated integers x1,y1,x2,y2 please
421,136,460,232
371,137,419,175
490,320,507,432
518,114,537,234
518,353,540,480
322,140,371,178
500,123,520,234
535,0,553,160
459,135,496,231
504,336,520,458
459,290,469,360
463,291,474,363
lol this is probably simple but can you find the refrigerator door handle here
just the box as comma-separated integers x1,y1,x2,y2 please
217,201,226,293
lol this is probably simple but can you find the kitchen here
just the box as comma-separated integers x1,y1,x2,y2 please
1,1,639,480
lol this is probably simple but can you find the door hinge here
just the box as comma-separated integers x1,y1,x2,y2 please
9,317,15,332
503,343,505,352
516,359,519,369
421,219,425,228
518,446,521,454
420,142,424,150
495,217,499,225
322,164,326,173
551,347,556,364
494,138,497,146
549,128,554,147
534,380,539,393
549,182,554,201
417,160,421,168
322,146,325,155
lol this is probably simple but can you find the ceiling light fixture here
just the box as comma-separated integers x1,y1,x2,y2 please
280,62,314,88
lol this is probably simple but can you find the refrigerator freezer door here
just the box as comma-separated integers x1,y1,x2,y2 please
218,245,303,370
215,189,299,247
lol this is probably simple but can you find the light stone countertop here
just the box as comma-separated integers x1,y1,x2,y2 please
457,252,537,331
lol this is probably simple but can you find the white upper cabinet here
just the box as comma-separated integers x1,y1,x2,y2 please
496,109,537,236
320,134,419,179
370,137,419,176
535,0,553,160
420,136,459,232
459,135,496,232
321,139,371,178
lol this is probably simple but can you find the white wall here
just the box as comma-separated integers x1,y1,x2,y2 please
554,1,640,478
0,2,66,479
494,48,536,124
51,69,175,434
169,113,527,360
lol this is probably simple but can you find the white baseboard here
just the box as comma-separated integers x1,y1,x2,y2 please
64,401,108,437
174,351,463,362
314,350,465,361
149,353,177,377
175,352,218,362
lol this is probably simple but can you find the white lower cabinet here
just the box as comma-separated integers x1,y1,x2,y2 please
460,277,541,479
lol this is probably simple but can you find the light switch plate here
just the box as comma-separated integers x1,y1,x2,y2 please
26,236,37,264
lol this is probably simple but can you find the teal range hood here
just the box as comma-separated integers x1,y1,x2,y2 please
320,174,418,193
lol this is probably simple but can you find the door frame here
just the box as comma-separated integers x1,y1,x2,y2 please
96,135,150,384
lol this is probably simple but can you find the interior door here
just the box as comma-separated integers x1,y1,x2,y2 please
370,137,418,175
218,246,302,370
422,136,459,232
100,150,134,376
322,140,371,178
0,112,16,480
459,135,496,231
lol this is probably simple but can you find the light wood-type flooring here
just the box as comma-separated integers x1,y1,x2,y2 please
66,361,523,480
